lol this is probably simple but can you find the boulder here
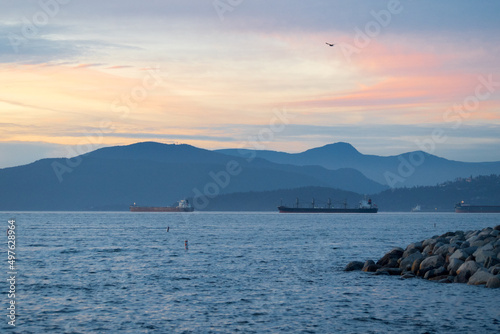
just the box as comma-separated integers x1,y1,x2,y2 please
376,248,404,267
449,249,469,261
489,264,500,275
484,256,500,269
465,255,475,262
486,276,500,289
493,225,500,231
411,258,423,275
468,269,495,285
422,245,433,255
422,237,438,248
459,241,470,249
472,249,496,264
424,266,448,280
471,238,490,248
419,255,445,277
456,261,480,283
462,246,478,256
376,268,402,276
345,261,364,271
362,260,380,273
401,273,415,279
400,252,424,271
434,245,451,257
402,247,419,259
478,228,493,238
405,241,423,252
447,258,465,276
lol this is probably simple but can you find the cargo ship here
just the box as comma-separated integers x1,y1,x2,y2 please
130,199,194,212
278,198,378,213
455,201,500,213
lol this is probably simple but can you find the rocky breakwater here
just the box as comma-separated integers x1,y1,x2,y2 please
344,225,500,288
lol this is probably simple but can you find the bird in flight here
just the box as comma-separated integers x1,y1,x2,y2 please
325,42,335,47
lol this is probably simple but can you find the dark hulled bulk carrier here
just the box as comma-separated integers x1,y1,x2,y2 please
278,198,378,213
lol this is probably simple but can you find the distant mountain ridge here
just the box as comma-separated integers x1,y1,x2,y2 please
216,142,500,187
0,142,386,211
198,174,500,212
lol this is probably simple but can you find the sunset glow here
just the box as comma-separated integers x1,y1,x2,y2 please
1,1,499,167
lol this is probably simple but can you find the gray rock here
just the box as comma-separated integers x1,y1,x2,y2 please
478,242,494,252
376,248,404,267
473,248,496,264
400,252,424,271
493,225,500,231
401,273,415,279
411,258,423,275
362,260,380,273
376,267,402,276
422,245,433,255
449,249,469,261
419,255,445,277
345,261,364,271
440,231,456,238
436,277,453,283
422,237,438,248
486,276,500,289
484,256,500,269
478,228,493,238
468,269,495,285
489,229,499,238
405,241,423,252
489,264,500,275
424,266,448,280
450,235,465,244
457,261,480,277
447,258,465,276
402,247,419,259
434,245,451,257
465,255,475,262
459,241,470,249
373,269,390,276
362,260,374,271
462,246,478,256
471,238,490,248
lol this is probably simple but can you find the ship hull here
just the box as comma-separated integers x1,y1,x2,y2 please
130,206,194,212
455,205,500,213
278,206,378,213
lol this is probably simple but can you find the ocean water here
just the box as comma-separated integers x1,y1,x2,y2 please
1,211,499,333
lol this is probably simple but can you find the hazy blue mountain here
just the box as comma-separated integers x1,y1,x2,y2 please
0,142,386,211
216,142,500,187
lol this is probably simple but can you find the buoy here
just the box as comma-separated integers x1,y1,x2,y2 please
185,240,188,250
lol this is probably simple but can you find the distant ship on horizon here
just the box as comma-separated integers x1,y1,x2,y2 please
130,199,194,212
278,198,378,213
455,201,500,213
411,205,422,212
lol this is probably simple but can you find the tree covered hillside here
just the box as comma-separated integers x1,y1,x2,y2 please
372,174,500,212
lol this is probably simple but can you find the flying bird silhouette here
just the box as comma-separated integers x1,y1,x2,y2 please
325,42,335,47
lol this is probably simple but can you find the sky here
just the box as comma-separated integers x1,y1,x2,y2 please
1,0,500,168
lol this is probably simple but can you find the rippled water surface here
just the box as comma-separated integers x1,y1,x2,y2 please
1,212,499,333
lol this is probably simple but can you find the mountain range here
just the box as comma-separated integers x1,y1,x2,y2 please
0,142,384,211
217,142,500,187
1,141,499,211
